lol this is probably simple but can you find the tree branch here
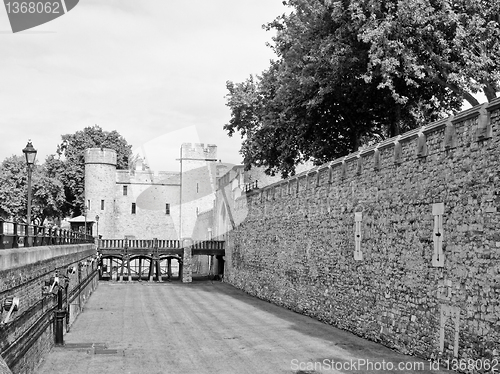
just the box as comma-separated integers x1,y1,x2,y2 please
421,73,480,107
483,81,498,102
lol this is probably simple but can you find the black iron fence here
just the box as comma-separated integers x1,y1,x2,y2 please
243,180,259,193
0,219,95,249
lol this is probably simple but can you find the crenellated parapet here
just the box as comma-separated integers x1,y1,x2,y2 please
115,170,180,185
180,143,217,161
248,98,499,199
84,148,117,166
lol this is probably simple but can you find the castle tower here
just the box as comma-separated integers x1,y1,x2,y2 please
179,143,217,238
84,148,117,238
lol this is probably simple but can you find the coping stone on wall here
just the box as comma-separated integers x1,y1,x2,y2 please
393,138,403,164
0,354,12,374
443,118,457,150
259,98,500,191
416,130,428,158
0,244,95,271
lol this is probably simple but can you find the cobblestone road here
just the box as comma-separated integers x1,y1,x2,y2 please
36,280,453,374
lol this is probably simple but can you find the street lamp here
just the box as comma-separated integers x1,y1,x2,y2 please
22,141,37,228
95,215,99,239
83,205,87,236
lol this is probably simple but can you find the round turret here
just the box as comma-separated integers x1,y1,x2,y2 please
84,148,117,238
85,148,117,166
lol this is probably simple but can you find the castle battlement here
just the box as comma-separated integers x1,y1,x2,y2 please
116,169,180,185
84,142,224,240
181,143,217,160
84,148,117,166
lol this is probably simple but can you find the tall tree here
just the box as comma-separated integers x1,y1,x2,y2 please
353,0,500,106
0,156,64,224
51,125,132,217
225,0,465,177
0,156,28,221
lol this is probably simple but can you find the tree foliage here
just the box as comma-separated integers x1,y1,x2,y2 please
0,156,27,221
50,125,132,217
353,0,500,105
0,156,64,224
224,0,498,177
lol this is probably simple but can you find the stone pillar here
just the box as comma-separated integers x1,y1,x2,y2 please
138,258,142,281
111,259,117,281
182,238,193,283
148,258,154,282
156,258,162,282
167,258,172,280
119,257,125,282
127,256,132,282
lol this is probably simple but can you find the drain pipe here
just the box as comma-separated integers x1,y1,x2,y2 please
65,282,70,332
55,287,65,345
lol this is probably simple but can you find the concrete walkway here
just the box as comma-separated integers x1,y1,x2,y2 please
36,280,454,374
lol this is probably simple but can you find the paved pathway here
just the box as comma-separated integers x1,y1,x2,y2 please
37,280,453,374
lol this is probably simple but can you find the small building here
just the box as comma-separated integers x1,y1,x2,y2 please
68,215,95,236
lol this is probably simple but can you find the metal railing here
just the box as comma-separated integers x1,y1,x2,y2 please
0,219,95,249
244,180,258,193
98,239,224,251
99,238,180,250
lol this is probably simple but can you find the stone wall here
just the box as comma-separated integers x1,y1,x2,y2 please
0,244,97,374
114,171,181,239
224,99,500,363
180,165,217,239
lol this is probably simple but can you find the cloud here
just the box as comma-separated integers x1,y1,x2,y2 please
0,0,285,167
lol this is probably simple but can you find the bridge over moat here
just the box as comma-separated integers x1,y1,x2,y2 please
97,238,225,282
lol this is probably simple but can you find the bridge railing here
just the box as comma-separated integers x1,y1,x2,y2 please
98,238,224,251
0,219,95,249
99,238,181,250
192,240,225,250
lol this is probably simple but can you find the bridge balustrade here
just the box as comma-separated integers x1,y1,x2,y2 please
192,240,225,250
97,238,224,255
158,239,180,249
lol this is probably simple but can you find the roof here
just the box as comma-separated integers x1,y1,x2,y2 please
68,215,95,223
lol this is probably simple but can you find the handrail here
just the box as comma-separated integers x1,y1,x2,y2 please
98,239,224,251
0,219,95,249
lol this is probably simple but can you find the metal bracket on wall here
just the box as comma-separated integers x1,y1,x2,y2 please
354,212,363,261
432,203,444,267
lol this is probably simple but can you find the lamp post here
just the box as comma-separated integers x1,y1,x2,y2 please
83,204,87,236
22,141,37,240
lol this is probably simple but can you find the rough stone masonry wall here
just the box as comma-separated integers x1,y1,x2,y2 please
225,100,500,364
0,244,97,374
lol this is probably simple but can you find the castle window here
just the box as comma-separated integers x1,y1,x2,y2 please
101,200,104,210
196,182,199,193
87,200,91,211
131,203,136,214
123,186,128,196
165,203,170,215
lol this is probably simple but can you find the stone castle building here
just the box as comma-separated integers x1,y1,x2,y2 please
84,143,233,240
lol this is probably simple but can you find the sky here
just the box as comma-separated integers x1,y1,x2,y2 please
0,0,287,171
